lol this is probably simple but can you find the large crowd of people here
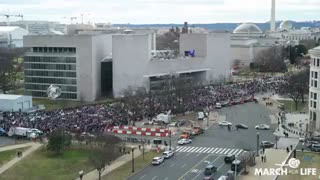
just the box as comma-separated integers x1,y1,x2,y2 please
0,75,289,135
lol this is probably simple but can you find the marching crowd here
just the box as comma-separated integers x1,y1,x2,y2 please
0,75,289,135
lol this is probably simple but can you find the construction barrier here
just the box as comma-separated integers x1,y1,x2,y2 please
112,129,169,137
112,126,169,133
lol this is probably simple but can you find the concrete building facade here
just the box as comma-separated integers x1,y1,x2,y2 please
309,46,320,135
23,34,112,101
0,94,32,112
0,26,28,47
112,33,232,97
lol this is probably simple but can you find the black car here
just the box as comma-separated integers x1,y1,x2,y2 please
224,154,236,163
235,124,248,129
311,135,320,141
221,101,229,107
204,164,217,176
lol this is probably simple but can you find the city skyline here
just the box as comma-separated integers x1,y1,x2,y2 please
0,0,319,24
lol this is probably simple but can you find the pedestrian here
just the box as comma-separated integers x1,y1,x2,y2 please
286,147,290,153
290,145,293,151
261,156,264,162
138,145,141,150
262,147,265,154
301,148,304,152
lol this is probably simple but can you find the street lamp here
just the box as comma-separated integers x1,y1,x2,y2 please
131,146,135,172
275,136,278,149
78,170,83,180
256,132,260,157
169,130,172,150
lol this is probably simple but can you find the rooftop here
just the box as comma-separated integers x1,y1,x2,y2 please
0,26,20,32
0,94,24,100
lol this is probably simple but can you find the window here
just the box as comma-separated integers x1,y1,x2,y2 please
312,71,314,78
311,80,314,87
315,93,317,100
314,101,317,109
315,81,318,88
315,72,318,79
313,111,317,121
310,100,313,108
318,59,320,67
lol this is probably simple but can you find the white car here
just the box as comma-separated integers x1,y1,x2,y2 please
178,138,192,145
28,128,43,135
215,103,222,109
152,156,164,165
163,150,174,159
255,124,270,130
218,121,232,126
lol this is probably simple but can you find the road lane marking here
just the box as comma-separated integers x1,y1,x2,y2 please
139,175,146,179
233,149,240,155
217,162,225,170
201,147,209,153
151,176,157,180
164,177,168,180
236,150,243,156
196,153,201,157
170,163,176,167
192,147,200,152
220,149,227,154
191,170,203,180
208,148,217,153
176,146,183,150
223,149,231,155
203,148,211,153
186,147,196,152
177,154,212,180
181,164,187,168
179,147,188,152
215,148,223,154
183,147,192,152
228,149,236,155
195,147,205,153
211,148,220,154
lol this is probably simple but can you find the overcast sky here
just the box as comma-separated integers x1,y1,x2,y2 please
0,0,319,24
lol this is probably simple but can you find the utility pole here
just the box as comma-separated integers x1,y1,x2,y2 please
257,132,260,157
169,130,172,150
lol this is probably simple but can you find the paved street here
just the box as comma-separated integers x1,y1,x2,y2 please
0,137,15,147
128,103,278,180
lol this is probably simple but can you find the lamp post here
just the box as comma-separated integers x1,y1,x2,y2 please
169,130,172,151
257,132,260,157
131,146,135,172
275,136,278,149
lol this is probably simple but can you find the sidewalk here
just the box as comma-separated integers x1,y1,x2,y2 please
0,142,36,152
77,148,148,180
0,142,42,175
238,149,289,180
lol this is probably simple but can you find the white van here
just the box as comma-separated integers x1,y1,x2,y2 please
215,103,222,109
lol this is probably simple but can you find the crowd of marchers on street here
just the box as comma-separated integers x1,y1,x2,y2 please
0,75,289,136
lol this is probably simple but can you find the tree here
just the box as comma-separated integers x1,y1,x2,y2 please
254,47,287,72
88,135,121,180
47,129,72,155
156,32,179,54
0,48,26,93
279,74,304,111
300,39,316,51
296,68,310,104
287,45,307,64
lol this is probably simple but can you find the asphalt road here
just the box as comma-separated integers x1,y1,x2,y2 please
0,136,15,147
128,103,277,180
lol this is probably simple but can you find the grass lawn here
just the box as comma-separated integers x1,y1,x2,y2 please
102,151,160,180
32,97,114,111
0,147,29,166
0,148,94,180
278,152,320,180
277,100,308,113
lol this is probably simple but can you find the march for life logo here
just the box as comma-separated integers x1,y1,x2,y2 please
255,158,318,177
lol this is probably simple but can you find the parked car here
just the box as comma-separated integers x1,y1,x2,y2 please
311,144,320,152
224,154,236,163
311,135,320,141
219,121,232,126
0,127,7,136
260,141,274,148
307,141,319,148
178,138,192,145
163,150,174,159
152,156,164,165
235,124,248,129
217,175,229,180
255,124,270,130
215,103,222,109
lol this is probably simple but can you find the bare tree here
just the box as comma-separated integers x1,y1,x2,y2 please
88,134,121,180
0,48,26,93
254,47,287,72
279,75,303,110
300,39,316,51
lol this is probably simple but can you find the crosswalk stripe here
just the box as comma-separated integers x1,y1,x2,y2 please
211,148,220,154
208,148,217,153
236,150,243,156
203,148,211,153
223,149,231,155
180,147,189,152
220,149,227,154
215,148,223,154
228,149,236,155
195,147,205,153
176,146,183,150
233,149,240,155
183,147,192,152
186,147,196,152
201,147,209,153
191,147,200,152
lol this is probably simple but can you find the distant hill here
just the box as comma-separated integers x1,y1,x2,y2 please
114,21,320,31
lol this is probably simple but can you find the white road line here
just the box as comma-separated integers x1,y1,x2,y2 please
203,148,211,153
186,147,196,152
191,170,203,180
208,148,217,153
195,147,204,153
217,162,225,170
211,148,220,154
236,150,243,156
181,164,187,168
176,146,183,150
223,149,231,155
179,147,188,152
182,147,191,152
228,149,236,155
151,176,157,180
215,148,224,154
233,149,240,155
199,147,208,153
139,175,146,179
170,163,176,167
220,149,227,154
